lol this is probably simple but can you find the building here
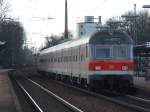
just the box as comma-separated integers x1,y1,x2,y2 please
77,16,102,37
134,42,150,80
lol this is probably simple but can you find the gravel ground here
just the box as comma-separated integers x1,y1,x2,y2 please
134,88,150,100
29,75,137,112
11,68,143,112
19,77,74,112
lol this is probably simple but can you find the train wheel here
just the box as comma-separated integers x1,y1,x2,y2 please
107,79,115,91
80,78,88,89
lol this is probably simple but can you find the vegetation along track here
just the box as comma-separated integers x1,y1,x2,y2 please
12,75,83,112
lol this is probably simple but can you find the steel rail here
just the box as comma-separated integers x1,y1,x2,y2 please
15,80,43,112
26,78,84,112
126,95,150,105
50,80,150,112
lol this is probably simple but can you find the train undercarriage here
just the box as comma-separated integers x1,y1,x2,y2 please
89,75,134,93
38,70,134,93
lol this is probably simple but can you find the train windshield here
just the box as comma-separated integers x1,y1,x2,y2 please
112,45,133,59
95,47,111,58
95,45,133,59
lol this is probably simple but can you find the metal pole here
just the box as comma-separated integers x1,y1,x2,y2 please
64,0,68,39
134,4,137,45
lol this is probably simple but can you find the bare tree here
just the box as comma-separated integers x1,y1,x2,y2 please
41,31,73,50
106,11,150,45
0,0,10,20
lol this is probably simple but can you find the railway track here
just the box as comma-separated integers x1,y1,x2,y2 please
28,75,150,112
125,95,150,105
13,76,83,112
57,80,150,112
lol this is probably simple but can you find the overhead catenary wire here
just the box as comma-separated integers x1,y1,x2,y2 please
91,0,109,12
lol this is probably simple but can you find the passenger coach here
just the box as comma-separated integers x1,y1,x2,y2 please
37,31,134,91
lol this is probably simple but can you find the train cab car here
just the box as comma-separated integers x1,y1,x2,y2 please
37,31,134,91
88,31,134,90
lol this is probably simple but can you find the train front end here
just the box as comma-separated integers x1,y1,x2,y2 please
88,31,134,91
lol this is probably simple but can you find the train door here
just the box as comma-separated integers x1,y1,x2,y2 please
78,45,81,83
71,47,76,77
64,49,68,74
67,48,71,75
54,50,58,74
74,46,79,78
80,44,87,79
70,47,73,77
60,50,63,74
62,49,65,74
57,50,61,74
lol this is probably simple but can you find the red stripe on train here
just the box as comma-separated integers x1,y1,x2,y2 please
88,60,134,71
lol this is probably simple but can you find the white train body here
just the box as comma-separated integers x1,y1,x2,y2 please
37,31,134,90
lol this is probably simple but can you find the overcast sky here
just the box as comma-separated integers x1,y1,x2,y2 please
9,0,150,48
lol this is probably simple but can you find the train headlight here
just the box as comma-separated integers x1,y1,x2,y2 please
95,66,101,70
122,65,128,71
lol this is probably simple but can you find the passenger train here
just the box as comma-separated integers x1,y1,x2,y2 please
37,31,134,91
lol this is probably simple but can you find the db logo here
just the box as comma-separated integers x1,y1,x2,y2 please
146,42,150,48
122,66,128,71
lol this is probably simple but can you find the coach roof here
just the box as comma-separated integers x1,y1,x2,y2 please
39,31,133,55
39,35,90,55
89,31,133,44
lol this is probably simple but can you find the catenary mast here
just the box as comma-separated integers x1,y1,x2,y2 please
64,0,68,39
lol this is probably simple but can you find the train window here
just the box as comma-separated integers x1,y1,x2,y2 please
80,32,83,35
113,45,130,59
58,58,59,62
81,55,83,61
86,45,88,58
40,59,43,63
95,48,111,58
69,56,71,61
65,56,67,62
